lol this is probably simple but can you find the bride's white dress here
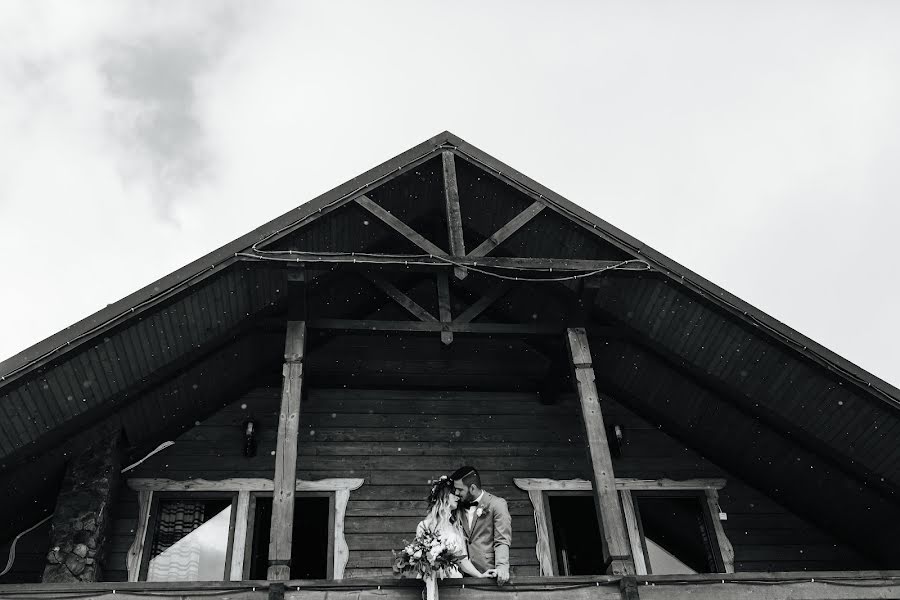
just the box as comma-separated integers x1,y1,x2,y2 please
416,520,468,579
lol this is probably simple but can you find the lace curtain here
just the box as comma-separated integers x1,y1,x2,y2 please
146,500,205,581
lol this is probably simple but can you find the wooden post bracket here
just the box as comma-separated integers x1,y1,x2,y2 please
366,274,438,323
452,281,511,325
467,200,545,258
355,195,445,257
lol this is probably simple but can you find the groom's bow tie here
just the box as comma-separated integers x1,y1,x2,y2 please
463,500,479,508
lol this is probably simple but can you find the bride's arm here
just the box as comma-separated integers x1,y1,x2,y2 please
457,557,485,578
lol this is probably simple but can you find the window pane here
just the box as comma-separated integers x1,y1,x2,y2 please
635,496,714,574
248,496,331,579
547,494,605,576
147,499,232,582
645,537,697,574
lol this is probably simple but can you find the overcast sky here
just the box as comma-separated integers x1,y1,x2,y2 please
1,1,898,388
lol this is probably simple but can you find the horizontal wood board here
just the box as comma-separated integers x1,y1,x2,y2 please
105,387,869,581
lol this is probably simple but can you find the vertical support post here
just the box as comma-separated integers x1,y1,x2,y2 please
436,272,453,345
442,150,467,279
620,489,647,575
230,491,251,580
619,575,641,600
268,272,306,582
565,327,634,575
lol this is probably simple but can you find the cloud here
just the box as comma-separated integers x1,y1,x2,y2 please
0,0,898,387
98,5,244,218
0,1,245,219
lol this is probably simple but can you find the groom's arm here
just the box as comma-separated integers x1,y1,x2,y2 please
492,497,512,584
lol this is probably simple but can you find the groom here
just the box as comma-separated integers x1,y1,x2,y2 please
451,465,512,585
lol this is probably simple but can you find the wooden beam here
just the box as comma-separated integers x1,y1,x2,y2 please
436,273,453,345
269,254,647,272
565,327,633,575
512,477,727,492
129,477,364,492
268,321,306,580
442,151,467,279
308,318,562,335
705,489,735,573
620,575,641,600
367,274,438,323
619,490,647,576
467,201,545,258
453,282,511,324
355,195,445,257
229,491,251,580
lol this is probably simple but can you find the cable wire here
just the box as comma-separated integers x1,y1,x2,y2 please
0,516,52,578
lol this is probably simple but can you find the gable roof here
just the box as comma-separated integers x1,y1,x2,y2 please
1,131,898,562
3,131,896,403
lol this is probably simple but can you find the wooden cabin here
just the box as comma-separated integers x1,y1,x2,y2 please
1,131,898,600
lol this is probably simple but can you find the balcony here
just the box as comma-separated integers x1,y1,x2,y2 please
2,572,899,600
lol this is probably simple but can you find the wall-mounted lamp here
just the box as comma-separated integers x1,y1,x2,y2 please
243,418,258,458
607,424,625,458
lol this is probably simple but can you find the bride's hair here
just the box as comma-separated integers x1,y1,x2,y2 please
425,475,457,530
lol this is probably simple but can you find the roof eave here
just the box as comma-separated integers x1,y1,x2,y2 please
2,130,898,409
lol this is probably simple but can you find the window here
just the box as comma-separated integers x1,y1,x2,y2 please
629,492,722,574
545,493,605,575
244,493,335,579
141,494,237,582
126,478,363,582
514,477,734,576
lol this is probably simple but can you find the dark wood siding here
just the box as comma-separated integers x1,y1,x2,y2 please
0,521,50,584
105,386,869,581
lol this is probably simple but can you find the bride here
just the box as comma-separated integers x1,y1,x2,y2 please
418,475,488,579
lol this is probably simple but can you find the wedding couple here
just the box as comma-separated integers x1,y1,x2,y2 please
416,466,511,585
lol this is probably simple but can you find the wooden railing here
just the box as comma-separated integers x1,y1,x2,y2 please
1,572,899,600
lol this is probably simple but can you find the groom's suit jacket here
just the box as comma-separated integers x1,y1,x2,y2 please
460,491,512,573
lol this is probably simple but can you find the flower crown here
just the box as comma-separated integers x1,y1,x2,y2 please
427,475,455,506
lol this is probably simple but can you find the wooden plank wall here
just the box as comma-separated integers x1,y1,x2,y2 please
104,386,869,581
0,521,50,584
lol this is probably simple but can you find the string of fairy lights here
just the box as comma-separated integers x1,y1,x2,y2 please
233,251,651,283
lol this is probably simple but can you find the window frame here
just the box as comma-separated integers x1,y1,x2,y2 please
513,477,734,576
542,490,604,576
138,491,239,582
243,490,337,580
126,477,363,582
626,488,726,575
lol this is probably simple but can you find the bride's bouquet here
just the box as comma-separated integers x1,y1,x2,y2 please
393,524,461,580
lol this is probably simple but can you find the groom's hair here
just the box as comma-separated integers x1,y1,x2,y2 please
451,466,481,489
